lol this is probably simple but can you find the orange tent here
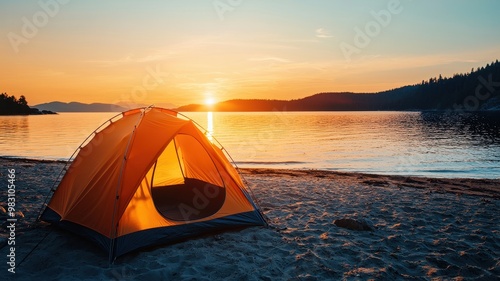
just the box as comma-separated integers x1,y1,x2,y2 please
40,107,266,261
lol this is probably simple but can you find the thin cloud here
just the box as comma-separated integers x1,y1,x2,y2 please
315,28,334,38
85,50,176,67
248,57,291,63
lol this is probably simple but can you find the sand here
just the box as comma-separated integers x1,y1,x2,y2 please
1,157,499,280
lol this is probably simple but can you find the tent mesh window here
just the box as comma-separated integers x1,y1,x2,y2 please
150,134,226,221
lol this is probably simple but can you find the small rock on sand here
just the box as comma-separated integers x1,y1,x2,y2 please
334,218,373,231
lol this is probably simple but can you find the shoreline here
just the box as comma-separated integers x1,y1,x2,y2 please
2,156,499,199
240,168,500,199
0,156,69,164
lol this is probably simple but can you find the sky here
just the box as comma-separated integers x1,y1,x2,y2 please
1,0,500,107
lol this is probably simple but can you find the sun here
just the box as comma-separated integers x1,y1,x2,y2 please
205,97,216,106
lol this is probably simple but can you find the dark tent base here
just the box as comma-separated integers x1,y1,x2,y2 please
41,206,266,260
151,178,226,221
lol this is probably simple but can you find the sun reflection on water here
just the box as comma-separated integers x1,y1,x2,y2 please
206,111,214,142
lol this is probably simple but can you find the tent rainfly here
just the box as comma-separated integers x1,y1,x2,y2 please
40,107,267,261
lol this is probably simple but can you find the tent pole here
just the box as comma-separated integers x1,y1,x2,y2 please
173,138,186,179
108,107,148,263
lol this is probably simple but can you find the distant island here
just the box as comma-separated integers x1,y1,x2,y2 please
33,101,129,113
177,60,500,112
32,101,177,112
0,93,56,115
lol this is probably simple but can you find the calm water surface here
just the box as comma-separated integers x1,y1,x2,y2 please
1,111,499,179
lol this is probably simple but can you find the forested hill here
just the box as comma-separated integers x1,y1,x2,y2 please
0,93,56,115
177,60,500,112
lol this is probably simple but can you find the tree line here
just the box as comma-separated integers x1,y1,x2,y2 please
177,60,500,111
0,93,31,115
0,93,56,115
395,59,500,110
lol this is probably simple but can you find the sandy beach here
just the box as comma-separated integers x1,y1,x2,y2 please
1,157,499,280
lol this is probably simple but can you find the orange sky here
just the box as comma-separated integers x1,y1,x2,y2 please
1,1,499,107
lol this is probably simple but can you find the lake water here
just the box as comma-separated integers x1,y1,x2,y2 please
1,111,499,179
